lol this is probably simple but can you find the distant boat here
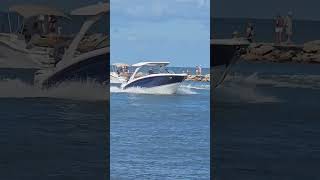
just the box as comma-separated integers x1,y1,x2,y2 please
34,2,109,88
121,61,187,94
211,38,249,87
110,63,130,85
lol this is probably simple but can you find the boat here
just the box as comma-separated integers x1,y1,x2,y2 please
110,63,130,85
34,2,109,88
211,38,249,87
0,5,72,69
121,61,187,94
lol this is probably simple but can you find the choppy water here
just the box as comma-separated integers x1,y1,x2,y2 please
214,61,320,179
110,68,210,179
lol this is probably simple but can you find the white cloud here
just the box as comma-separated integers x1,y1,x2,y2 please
110,0,210,67
111,0,209,20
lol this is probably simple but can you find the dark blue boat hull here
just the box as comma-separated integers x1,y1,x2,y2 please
123,75,185,89
210,40,249,87
211,44,241,67
41,53,109,88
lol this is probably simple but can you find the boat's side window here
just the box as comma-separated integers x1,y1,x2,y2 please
135,72,144,78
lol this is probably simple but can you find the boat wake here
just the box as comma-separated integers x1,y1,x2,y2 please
226,73,320,90
0,79,108,101
180,84,210,90
216,73,281,104
110,83,204,95
217,73,320,104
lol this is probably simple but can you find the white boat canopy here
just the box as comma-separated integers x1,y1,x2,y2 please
9,5,70,19
132,62,170,67
71,2,109,16
112,63,129,67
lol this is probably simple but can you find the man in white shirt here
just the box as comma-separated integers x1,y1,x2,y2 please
285,11,293,43
38,15,46,35
198,65,202,76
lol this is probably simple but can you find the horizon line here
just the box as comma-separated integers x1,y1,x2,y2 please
211,16,320,22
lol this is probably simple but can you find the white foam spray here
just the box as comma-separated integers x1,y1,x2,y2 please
217,73,320,104
110,82,209,95
0,79,108,101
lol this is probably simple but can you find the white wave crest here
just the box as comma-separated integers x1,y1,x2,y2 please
110,84,199,95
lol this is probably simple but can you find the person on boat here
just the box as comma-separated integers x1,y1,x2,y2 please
22,26,31,43
52,42,65,66
275,14,284,44
232,31,240,39
38,15,46,35
57,26,62,36
120,66,129,79
285,11,293,43
246,22,254,42
26,22,41,49
48,15,57,33
195,66,199,75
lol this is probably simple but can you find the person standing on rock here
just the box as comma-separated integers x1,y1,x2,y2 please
198,65,202,76
285,11,293,44
246,22,254,42
275,14,284,44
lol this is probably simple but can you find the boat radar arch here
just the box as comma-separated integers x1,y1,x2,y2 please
9,5,70,19
131,61,170,67
58,2,109,67
70,2,109,16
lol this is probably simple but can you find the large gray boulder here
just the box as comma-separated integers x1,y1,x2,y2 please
278,50,296,62
250,44,275,56
303,40,320,53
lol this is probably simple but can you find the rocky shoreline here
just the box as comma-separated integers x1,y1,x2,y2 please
241,40,320,64
176,40,320,82
186,74,210,82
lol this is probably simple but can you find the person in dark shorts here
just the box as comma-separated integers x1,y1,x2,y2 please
275,14,285,44
246,22,254,42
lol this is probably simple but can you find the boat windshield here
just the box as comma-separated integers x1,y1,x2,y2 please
134,65,173,78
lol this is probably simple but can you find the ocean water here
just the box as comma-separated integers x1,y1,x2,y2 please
214,61,320,179
110,67,210,179
0,68,109,179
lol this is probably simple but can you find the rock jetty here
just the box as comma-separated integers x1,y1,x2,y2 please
241,40,320,64
186,74,210,82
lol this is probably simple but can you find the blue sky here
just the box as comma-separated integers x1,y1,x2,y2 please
111,0,210,67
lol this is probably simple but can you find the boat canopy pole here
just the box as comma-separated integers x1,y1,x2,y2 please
130,67,141,81
16,15,20,32
61,14,101,66
21,22,25,34
7,12,12,33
